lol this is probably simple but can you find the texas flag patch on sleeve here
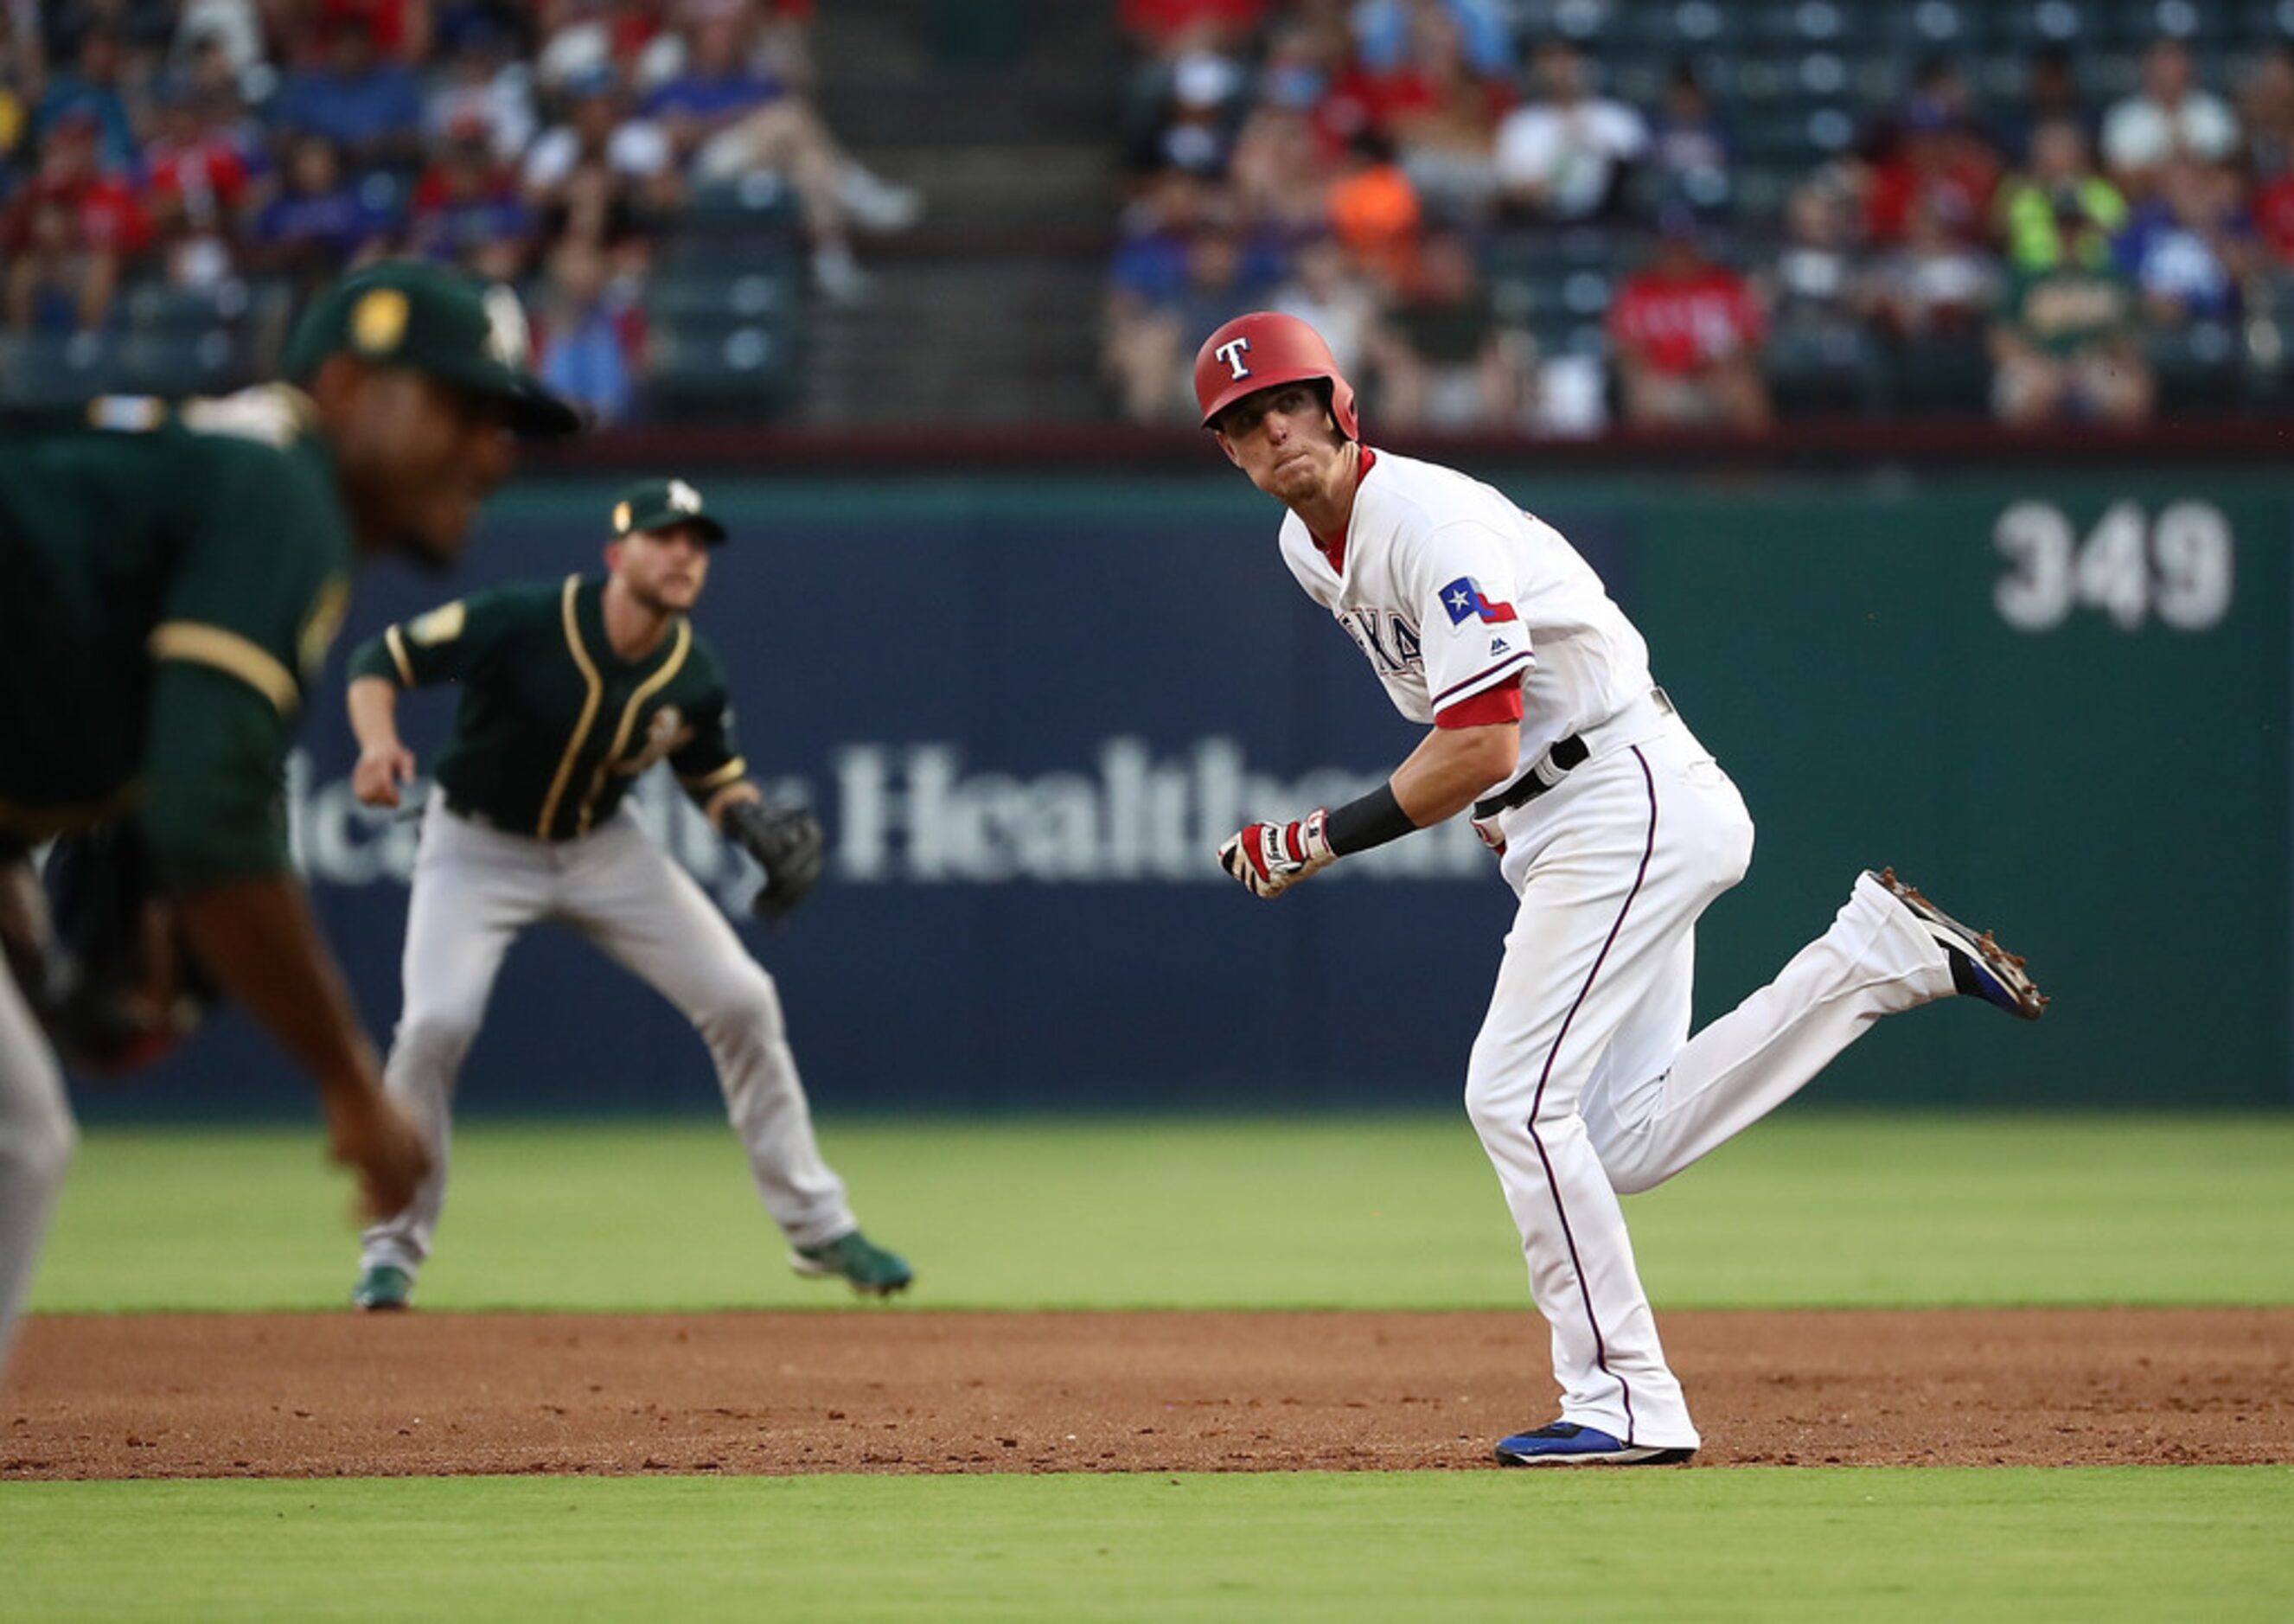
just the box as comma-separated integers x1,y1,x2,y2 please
1439,577,1518,625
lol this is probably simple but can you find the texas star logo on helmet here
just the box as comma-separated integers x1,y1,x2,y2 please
1215,337,1253,380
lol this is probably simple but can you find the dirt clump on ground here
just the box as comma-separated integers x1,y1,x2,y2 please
4,1308,2286,1479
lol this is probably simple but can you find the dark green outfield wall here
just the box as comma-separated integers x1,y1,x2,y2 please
1613,475,2288,1106
118,461,2291,1117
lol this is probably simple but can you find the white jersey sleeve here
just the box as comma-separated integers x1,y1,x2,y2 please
1404,521,1535,715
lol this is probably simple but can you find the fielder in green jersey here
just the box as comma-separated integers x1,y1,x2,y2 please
338,479,910,1308
0,259,581,1374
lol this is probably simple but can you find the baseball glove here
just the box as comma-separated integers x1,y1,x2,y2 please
32,820,218,1072
725,799,826,920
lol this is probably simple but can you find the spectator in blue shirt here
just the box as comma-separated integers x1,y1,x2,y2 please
1648,61,1735,218
272,23,426,173
247,135,397,281
408,132,535,282
639,13,783,169
32,26,139,172
2115,157,2259,325
534,237,642,425
1352,0,1514,79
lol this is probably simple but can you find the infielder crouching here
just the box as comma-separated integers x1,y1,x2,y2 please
342,479,910,1308
1194,313,2045,1467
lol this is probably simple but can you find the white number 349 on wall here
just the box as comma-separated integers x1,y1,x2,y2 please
1994,500,2233,633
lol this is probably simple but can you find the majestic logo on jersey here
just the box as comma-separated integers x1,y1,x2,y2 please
1214,336,1252,380
1440,577,1518,626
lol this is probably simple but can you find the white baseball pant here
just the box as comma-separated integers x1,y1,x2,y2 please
1466,706,1954,1449
0,956,74,1380
361,796,855,1276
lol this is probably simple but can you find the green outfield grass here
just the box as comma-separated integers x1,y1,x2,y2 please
27,1113,2294,1313
3,1468,2288,1622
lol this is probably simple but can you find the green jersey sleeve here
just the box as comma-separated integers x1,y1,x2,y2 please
144,426,353,887
670,658,747,804
153,433,351,719
143,665,295,886
348,586,528,688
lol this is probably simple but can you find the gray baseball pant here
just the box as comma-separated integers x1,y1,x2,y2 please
361,796,855,1276
0,959,74,1379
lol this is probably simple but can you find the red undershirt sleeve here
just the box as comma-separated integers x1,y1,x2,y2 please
1435,684,1525,729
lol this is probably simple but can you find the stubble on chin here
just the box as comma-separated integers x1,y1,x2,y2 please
1266,463,1322,505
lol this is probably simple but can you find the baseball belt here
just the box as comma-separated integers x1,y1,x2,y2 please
1473,687,1675,820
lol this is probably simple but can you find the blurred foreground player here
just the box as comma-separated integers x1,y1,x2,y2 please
1195,311,2045,1466
342,480,911,1308
0,260,580,1376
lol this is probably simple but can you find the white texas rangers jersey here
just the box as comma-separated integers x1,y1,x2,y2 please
1277,450,1654,774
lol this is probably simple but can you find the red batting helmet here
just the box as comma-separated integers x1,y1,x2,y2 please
1193,311,1359,440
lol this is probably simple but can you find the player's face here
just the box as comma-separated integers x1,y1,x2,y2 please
612,524,712,614
1214,383,1347,506
330,367,515,571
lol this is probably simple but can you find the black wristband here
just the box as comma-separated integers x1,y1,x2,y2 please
1323,783,1418,856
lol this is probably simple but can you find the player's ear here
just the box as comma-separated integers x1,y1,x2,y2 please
1213,430,1241,469
305,353,373,426
604,539,623,574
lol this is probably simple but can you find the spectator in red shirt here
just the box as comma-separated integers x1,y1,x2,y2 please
1121,0,1268,59
2,108,150,331
315,0,433,64
143,80,257,285
1607,208,1771,433
2255,169,2294,264
1863,89,2002,248
1361,1,1512,224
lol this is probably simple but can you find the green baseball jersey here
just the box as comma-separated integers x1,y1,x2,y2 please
348,575,746,841
2001,264,2137,358
0,388,355,885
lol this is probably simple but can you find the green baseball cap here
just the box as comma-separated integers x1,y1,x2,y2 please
609,477,729,545
281,259,583,437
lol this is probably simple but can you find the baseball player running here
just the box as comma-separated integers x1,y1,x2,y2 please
1194,312,2044,1467
0,259,580,1376
342,478,911,1308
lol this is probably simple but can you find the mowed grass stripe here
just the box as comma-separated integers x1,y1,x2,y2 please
2,1467,2287,1623
29,1115,2294,1314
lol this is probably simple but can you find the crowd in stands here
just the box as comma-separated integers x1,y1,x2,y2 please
1108,0,2294,436
0,0,917,424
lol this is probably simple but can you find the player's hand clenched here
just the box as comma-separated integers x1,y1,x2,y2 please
1217,809,1337,899
352,740,419,809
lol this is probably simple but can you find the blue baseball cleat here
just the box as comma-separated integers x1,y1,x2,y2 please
1873,868,2048,1020
1494,1422,1697,1467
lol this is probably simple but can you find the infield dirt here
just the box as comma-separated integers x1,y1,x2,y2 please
4,1308,2287,1479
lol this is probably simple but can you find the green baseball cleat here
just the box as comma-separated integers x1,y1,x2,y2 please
351,1263,414,1311
789,1231,913,1297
